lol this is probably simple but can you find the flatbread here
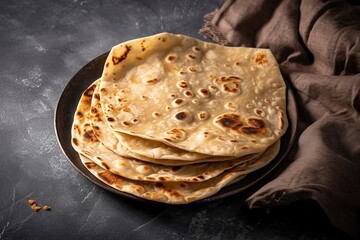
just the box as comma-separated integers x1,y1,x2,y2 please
100,32,288,157
90,80,235,164
72,81,273,183
79,154,246,204
79,141,279,204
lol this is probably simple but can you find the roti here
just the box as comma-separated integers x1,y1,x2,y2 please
79,154,246,204
79,138,279,204
90,80,235,164
100,32,287,157
72,81,275,183
69,32,288,204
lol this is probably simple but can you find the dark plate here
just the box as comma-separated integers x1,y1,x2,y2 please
54,52,298,204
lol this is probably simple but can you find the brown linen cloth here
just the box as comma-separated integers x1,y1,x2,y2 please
200,0,360,238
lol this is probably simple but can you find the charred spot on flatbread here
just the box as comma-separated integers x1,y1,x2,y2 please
214,113,267,136
112,45,132,65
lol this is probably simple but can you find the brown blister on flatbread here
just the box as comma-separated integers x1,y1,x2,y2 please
255,52,268,65
82,125,99,143
84,161,97,169
213,76,242,96
213,113,267,136
83,84,96,97
112,45,132,65
173,111,192,123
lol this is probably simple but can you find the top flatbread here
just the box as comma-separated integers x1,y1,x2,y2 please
100,32,288,157
90,80,234,164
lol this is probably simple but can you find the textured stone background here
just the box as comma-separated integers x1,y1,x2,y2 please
0,0,349,239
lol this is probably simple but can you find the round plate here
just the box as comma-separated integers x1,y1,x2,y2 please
55,52,298,204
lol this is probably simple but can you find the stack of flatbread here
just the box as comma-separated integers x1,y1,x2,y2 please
71,33,288,204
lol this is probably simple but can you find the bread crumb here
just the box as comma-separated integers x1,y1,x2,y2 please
43,206,51,211
28,199,41,212
28,199,51,212
31,204,41,212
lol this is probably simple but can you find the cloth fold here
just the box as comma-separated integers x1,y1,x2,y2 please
200,0,360,238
